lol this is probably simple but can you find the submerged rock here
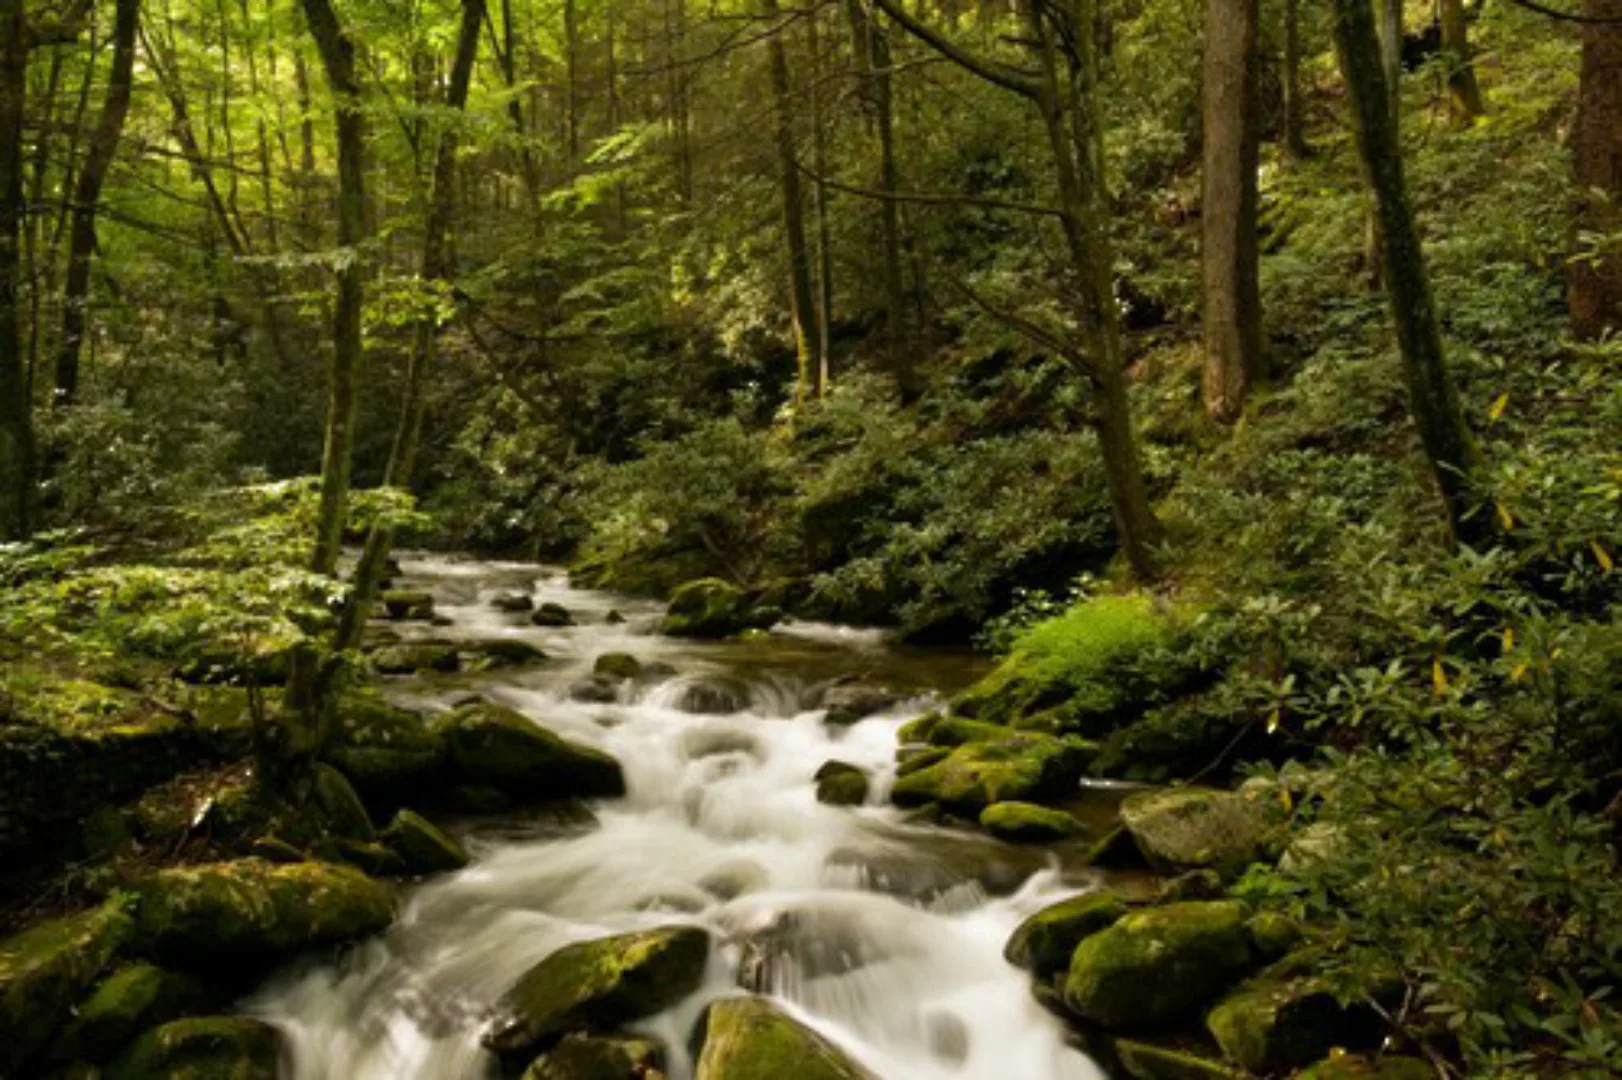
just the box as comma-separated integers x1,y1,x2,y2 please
491,591,536,613
814,762,870,806
438,702,625,801
532,603,576,628
593,653,643,681
979,801,1078,843
0,900,133,1074
486,926,710,1062
1063,900,1254,1030
522,1033,667,1080
669,677,751,716
1119,787,1264,878
660,579,779,639
382,809,469,875
820,683,897,726
693,996,875,1080
1004,890,1127,977
382,590,436,621
890,733,1088,815
130,858,394,966
568,675,622,704
734,908,887,991
104,1016,282,1080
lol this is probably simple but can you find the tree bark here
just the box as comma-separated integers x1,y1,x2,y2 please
1571,0,1622,341
1282,0,1310,159
0,0,35,539
763,0,821,405
563,0,580,167
1439,0,1483,123
55,0,140,406
808,3,833,391
1201,0,1263,422
1331,0,1492,549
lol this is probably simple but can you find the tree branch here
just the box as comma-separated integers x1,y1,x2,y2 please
791,156,1063,218
868,0,1040,98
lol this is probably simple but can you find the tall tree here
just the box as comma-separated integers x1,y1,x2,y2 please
0,0,30,539
1439,0,1483,123
764,0,822,405
1201,0,1263,422
1331,0,1492,548
1571,0,1622,340
1282,0,1310,158
55,0,141,405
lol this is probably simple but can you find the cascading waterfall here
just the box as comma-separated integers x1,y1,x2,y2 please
252,555,1107,1080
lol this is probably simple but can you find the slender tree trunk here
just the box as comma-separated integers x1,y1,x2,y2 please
1331,0,1492,548
1282,0,1310,158
497,0,541,227
563,0,580,166
1438,0,1483,123
808,4,833,392
1363,0,1401,278
0,0,35,539
1201,0,1263,422
665,0,693,202
55,0,139,406
24,50,62,393
763,0,821,405
1571,0,1622,340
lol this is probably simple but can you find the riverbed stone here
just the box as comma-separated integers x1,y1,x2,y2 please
492,591,535,613
814,761,870,806
381,808,469,875
1205,955,1382,1073
1064,900,1254,1030
522,1033,666,1080
821,683,897,726
1119,787,1263,878
50,962,209,1064
659,579,779,639
462,639,548,671
569,675,622,704
1004,890,1128,977
0,900,134,1074
979,801,1079,843
532,602,576,627
382,590,436,620
593,653,643,681
693,996,875,1080
486,926,711,1062
104,1016,283,1080
130,858,394,966
890,734,1088,815
438,702,625,800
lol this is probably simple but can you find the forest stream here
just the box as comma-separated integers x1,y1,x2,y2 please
248,553,1132,1080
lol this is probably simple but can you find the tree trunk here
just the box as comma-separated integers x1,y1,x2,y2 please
1200,0,1263,422
1439,0,1483,123
763,0,821,405
1331,0,1492,549
1282,0,1309,158
0,0,35,539
1571,0,1622,341
564,0,580,167
808,3,833,392
55,0,140,406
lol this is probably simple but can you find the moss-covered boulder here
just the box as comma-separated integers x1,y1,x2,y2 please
381,809,469,875
0,900,133,1074
461,639,548,671
311,762,375,841
890,734,1087,815
1245,912,1302,961
326,696,446,802
51,963,209,1064
1113,1039,1244,1080
1296,1053,1433,1080
895,745,950,776
130,858,394,966
693,996,874,1080
1119,788,1263,877
593,653,643,681
104,1016,282,1080
659,579,779,639
979,801,1079,843
814,762,870,806
522,1033,665,1080
1205,956,1382,1073
382,590,435,620
951,596,1194,735
927,717,1013,747
486,926,710,1062
438,702,625,801
1004,890,1128,977
370,642,461,675
896,713,940,744
1064,900,1254,1030
821,684,897,726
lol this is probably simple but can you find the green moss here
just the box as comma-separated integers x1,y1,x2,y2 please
0,899,134,1074
439,702,625,800
485,926,710,1063
895,745,950,776
814,762,870,806
896,713,941,743
326,696,445,801
1003,890,1128,977
311,763,375,841
369,643,460,675
1245,911,1303,960
659,578,778,639
52,963,208,1064
381,809,469,875
1296,1053,1433,1080
979,801,1079,843
593,653,643,680
890,734,1087,814
104,1016,282,1080
1118,787,1263,878
1206,955,1382,1073
694,996,874,1080
1113,1039,1244,1080
927,717,1011,746
1064,900,1254,1030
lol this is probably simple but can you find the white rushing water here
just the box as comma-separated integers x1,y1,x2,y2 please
253,554,1107,1080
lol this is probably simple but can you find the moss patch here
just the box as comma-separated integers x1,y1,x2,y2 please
890,734,1088,815
0,899,134,1074
1004,890,1128,977
694,996,875,1080
104,1015,282,1080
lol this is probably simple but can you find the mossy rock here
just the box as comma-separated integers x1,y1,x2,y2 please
522,1033,666,1080
896,713,941,743
1113,1039,1244,1080
1245,911,1302,961
814,762,870,806
486,926,710,1063
0,900,134,1074
1119,787,1263,878
130,858,394,967
51,963,210,1064
1206,956,1382,1073
890,734,1088,815
693,996,875,1080
491,591,535,613
1296,1052,1433,1080
895,746,950,776
1064,900,1254,1030
927,717,1012,747
381,809,469,875
1004,890,1128,977
311,762,375,841
381,590,435,620
979,801,1079,843
370,643,461,675
821,684,898,726
326,696,446,802
593,653,643,680
461,639,548,672
104,1016,282,1080
438,702,625,801
659,579,779,639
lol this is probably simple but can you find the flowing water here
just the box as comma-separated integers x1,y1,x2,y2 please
253,554,1123,1080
